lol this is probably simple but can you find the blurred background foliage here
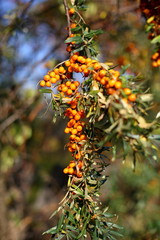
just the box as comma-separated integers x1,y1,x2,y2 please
0,0,159,239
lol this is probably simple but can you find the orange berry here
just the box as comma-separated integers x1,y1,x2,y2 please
68,66,73,72
69,162,76,168
44,75,50,81
74,113,81,121
151,52,159,60
40,80,46,87
71,129,78,135
50,77,57,84
59,66,65,73
68,147,74,152
64,127,70,134
65,60,71,67
54,68,59,74
66,81,71,87
71,54,78,62
123,88,132,95
75,136,80,142
62,86,68,93
74,81,80,87
69,8,75,15
99,69,107,77
77,125,83,132
49,72,56,78
71,110,77,116
80,134,86,140
70,134,76,140
67,119,76,128
108,79,116,87
68,168,74,175
94,62,101,71
85,58,92,64
107,88,116,95
152,61,158,67
77,56,85,63
46,81,51,87
75,153,81,159
66,89,73,96
76,171,82,178
128,93,136,102
70,23,76,29
70,83,77,91
115,81,122,89
66,45,72,52
100,78,106,85
83,69,90,76
63,168,69,174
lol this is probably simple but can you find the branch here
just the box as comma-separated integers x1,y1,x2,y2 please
63,0,71,36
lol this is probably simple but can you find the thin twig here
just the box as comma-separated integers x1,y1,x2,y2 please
63,0,71,36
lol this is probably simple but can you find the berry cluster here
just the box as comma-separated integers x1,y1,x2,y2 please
151,51,160,68
39,52,137,176
140,0,160,68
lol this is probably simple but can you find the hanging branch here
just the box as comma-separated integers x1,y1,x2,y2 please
63,0,71,36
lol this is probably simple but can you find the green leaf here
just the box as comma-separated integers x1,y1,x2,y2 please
84,29,104,38
39,89,52,93
43,226,57,235
151,35,160,44
64,36,83,44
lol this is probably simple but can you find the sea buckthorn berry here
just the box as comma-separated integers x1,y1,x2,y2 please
68,66,73,72
108,79,116,87
64,127,70,134
85,58,92,64
76,171,82,178
69,162,76,168
100,78,106,85
83,69,90,76
66,45,72,52
63,168,69,174
49,72,56,78
80,134,86,140
107,88,116,95
74,113,81,121
70,83,77,91
65,60,71,67
68,168,74,175
68,147,74,152
77,125,83,132
44,75,50,81
55,75,60,81
152,61,158,67
151,52,159,60
74,81,80,87
72,110,77,116
54,68,59,74
115,81,122,89
75,153,81,159
40,80,45,87
71,54,78,61
77,56,85,63
71,129,78,135
69,8,75,15
46,81,51,87
66,81,71,87
75,136,80,142
128,93,137,102
50,78,57,84
70,134,76,140
67,119,76,128
94,63,101,71
62,86,68,93
66,89,73,96
123,88,132,95
70,23,76,29
99,69,107,77
59,66,65,73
